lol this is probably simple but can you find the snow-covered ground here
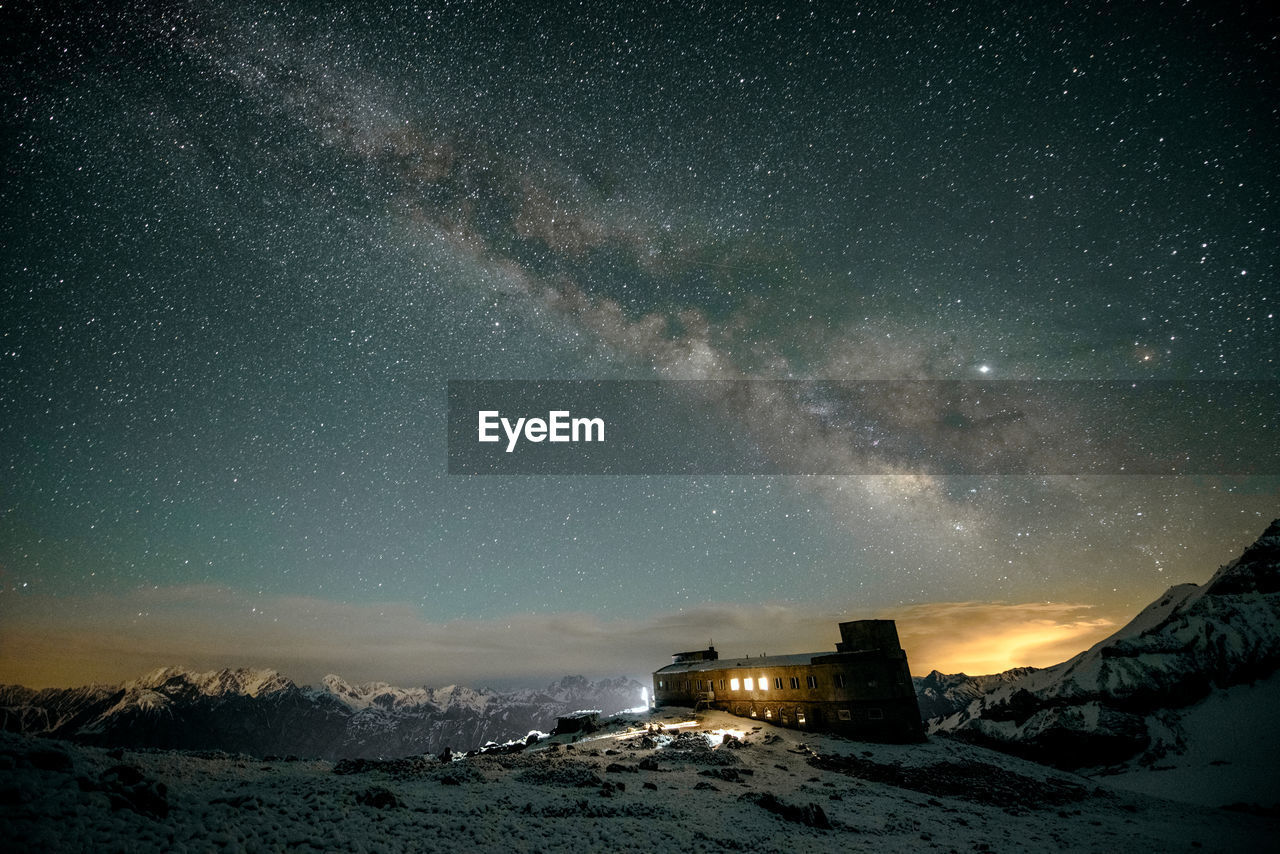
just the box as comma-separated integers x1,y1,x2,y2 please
1091,672,1280,807
2,707,1272,853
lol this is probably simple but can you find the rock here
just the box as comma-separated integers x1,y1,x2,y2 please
553,712,600,735
356,786,402,809
698,767,741,781
27,747,74,773
98,765,169,820
740,791,832,829
101,764,145,786
210,794,261,810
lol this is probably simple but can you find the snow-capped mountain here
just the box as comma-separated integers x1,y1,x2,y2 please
912,667,1040,723
930,518,1280,788
0,668,647,760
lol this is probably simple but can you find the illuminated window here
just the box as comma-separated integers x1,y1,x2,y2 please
789,676,800,689
765,708,773,718
730,678,740,691
758,675,768,690
750,708,757,717
868,708,884,720
744,677,754,690
657,680,664,688
834,674,845,688
806,675,817,689
797,710,807,725
838,709,852,721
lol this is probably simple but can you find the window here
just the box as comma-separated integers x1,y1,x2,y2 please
719,679,726,691
789,676,800,690
758,674,768,690
695,680,702,691
744,677,754,691
797,711,807,725
806,675,817,689
868,708,884,720
750,708,757,717
774,677,784,690
834,674,845,688
658,680,664,689
837,709,852,721
765,708,773,719
730,678,740,691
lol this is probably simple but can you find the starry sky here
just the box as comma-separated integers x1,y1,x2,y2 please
2,0,1277,689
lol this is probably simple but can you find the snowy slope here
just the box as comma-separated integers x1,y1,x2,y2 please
931,518,1280,790
1095,671,1280,807
1,707,1272,853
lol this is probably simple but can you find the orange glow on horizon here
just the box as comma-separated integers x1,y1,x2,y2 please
890,602,1120,675
0,586,1129,689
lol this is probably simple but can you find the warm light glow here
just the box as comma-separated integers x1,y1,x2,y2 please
707,727,747,742
744,677,754,690
892,601,1120,674
758,674,768,690
730,678,740,690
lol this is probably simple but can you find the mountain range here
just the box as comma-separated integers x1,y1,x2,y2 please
0,669,647,760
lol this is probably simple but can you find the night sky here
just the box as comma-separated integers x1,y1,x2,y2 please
2,0,1276,688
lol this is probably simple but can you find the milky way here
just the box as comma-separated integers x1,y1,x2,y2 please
2,1,1276,686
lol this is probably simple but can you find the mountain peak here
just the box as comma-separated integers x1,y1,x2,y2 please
1205,518,1280,596
130,666,293,698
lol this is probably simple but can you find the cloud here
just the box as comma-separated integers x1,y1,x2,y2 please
890,600,1119,674
0,586,1119,689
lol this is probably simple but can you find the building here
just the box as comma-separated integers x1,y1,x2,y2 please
652,620,924,742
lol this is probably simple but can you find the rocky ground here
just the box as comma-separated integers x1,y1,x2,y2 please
2,707,1273,853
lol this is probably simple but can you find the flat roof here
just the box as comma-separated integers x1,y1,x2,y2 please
655,652,827,675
